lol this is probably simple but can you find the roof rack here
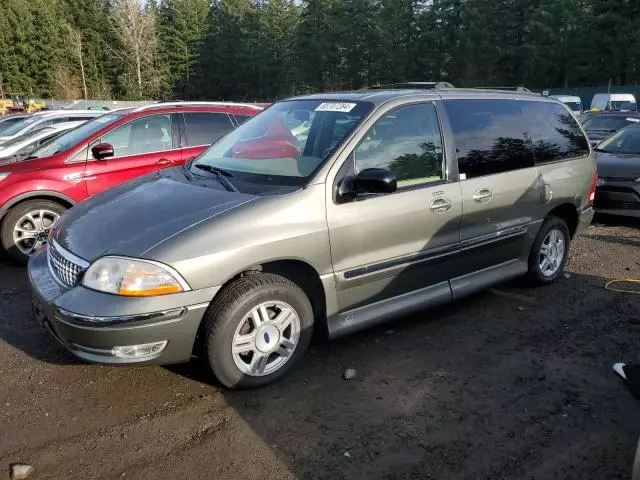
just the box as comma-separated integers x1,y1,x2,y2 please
474,86,532,93
132,101,265,112
368,81,455,90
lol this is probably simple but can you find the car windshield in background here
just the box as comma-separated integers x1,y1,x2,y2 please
192,100,373,186
29,114,122,158
610,101,637,111
0,117,38,136
596,125,640,154
582,115,635,132
0,126,52,150
566,102,582,111
0,117,28,135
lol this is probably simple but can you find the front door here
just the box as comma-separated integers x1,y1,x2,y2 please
327,102,462,312
86,113,180,196
441,99,542,285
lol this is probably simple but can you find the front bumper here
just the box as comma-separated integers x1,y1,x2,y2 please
594,178,640,217
28,249,220,365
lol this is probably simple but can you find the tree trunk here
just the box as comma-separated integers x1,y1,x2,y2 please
136,53,142,98
79,43,88,100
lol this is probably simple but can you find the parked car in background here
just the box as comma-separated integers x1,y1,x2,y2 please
593,123,640,217
0,121,86,160
590,93,637,112
0,102,263,262
581,112,640,146
550,95,583,115
28,89,595,388
0,110,101,145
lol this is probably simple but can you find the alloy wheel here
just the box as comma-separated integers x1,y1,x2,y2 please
12,209,59,256
231,301,301,377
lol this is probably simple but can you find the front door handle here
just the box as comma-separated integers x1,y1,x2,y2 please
156,158,173,166
472,188,493,203
429,197,453,214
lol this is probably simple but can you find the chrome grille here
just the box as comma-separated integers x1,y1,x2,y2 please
47,241,88,288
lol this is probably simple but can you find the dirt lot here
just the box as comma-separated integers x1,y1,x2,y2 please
1,218,639,480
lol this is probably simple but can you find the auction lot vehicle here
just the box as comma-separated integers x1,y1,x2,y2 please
28,89,596,388
581,111,640,146
0,110,101,145
0,121,86,159
593,124,640,217
0,102,262,262
590,93,637,112
550,95,583,115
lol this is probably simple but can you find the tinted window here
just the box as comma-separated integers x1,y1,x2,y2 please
355,103,443,187
525,102,589,163
596,125,640,154
234,114,251,125
0,117,27,135
102,114,173,157
444,99,534,178
582,115,636,132
184,112,234,147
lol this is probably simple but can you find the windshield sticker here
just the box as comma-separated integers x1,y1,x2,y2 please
315,102,357,113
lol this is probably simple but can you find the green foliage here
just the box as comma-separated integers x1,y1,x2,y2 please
0,0,639,100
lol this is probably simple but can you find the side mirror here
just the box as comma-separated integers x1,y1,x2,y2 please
91,143,114,160
356,168,397,194
336,168,397,203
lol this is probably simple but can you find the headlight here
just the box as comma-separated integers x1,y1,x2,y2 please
82,257,190,297
0,173,10,181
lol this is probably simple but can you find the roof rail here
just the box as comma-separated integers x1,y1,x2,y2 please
132,101,265,112
368,81,455,90
474,86,532,93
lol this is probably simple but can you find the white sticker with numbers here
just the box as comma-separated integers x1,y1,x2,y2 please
315,102,357,113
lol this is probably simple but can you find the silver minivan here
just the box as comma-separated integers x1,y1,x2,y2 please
29,88,597,388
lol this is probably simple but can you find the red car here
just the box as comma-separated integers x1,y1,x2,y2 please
0,102,263,262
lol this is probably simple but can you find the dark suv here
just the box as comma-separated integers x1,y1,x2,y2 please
0,102,263,262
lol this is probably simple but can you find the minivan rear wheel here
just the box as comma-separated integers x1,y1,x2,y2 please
203,273,314,389
527,216,570,285
1,200,66,264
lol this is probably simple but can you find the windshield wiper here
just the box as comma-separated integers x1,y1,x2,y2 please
588,128,617,132
194,163,238,192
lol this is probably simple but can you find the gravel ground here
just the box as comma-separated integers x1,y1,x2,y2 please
0,218,639,479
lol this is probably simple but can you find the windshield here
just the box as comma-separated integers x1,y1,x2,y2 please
0,117,28,135
596,125,640,154
192,100,373,186
0,117,38,137
565,101,582,111
609,100,637,112
582,115,634,132
29,113,122,158
0,126,53,150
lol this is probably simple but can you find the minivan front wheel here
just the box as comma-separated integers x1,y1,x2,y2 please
527,216,570,285
203,273,314,388
1,200,66,264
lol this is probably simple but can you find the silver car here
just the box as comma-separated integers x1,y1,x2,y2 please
29,88,596,388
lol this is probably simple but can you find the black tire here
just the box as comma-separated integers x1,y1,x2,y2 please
203,273,314,389
527,215,571,285
0,200,67,264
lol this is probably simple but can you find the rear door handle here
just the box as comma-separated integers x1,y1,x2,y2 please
472,188,493,203
156,158,173,166
429,197,453,214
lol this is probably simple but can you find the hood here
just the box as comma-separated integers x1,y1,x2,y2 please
596,151,640,179
54,168,258,261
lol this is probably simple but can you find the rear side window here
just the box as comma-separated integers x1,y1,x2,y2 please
234,114,252,125
525,102,589,163
443,99,534,178
183,112,234,147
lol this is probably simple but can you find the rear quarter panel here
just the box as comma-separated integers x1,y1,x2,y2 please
537,152,596,212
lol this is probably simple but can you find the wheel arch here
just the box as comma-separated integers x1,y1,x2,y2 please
192,259,328,358
547,203,579,238
0,191,75,222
